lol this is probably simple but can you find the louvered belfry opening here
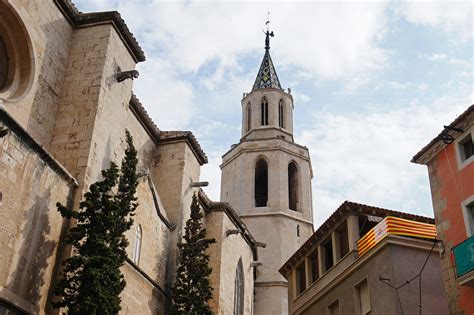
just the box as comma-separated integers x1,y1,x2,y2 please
255,159,268,207
261,97,268,126
288,162,298,211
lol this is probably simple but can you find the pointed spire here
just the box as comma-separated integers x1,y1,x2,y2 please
252,16,282,91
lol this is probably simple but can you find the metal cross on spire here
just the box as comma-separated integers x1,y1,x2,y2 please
264,12,274,51
253,12,282,91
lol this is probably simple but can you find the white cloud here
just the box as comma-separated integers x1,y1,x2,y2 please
427,53,471,67
293,92,311,104
299,93,473,227
134,57,195,130
76,0,390,88
428,53,448,61
398,1,473,40
199,146,226,201
72,0,473,228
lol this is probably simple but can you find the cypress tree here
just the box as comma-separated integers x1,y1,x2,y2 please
171,193,216,315
53,131,138,315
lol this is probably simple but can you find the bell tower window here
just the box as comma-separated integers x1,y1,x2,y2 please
247,103,251,132
279,100,284,128
255,158,268,207
261,97,268,126
0,36,8,90
288,162,299,211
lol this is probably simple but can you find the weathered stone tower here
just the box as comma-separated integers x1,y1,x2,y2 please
220,30,314,314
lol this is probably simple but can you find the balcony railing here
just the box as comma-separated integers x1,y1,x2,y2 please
452,236,474,285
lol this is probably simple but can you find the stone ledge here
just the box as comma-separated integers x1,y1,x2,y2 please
0,286,33,315
53,0,145,62
254,281,288,288
0,106,78,187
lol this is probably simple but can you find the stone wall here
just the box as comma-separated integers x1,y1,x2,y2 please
151,141,202,287
1,0,74,146
206,211,255,315
120,263,165,315
241,89,294,136
220,138,313,221
0,110,76,314
0,1,221,314
2,2,194,312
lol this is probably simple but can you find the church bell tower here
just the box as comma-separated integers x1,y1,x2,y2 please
220,28,314,314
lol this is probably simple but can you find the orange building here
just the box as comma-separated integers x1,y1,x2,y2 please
412,104,474,314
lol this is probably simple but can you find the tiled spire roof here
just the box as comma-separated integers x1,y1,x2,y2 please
252,31,282,91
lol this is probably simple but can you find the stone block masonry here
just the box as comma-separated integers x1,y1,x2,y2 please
0,108,76,314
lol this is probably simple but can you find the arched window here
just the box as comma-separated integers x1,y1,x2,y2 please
133,225,142,265
0,2,34,98
233,258,245,315
0,36,8,90
247,103,251,131
279,100,284,128
288,162,299,211
261,97,268,126
255,158,268,207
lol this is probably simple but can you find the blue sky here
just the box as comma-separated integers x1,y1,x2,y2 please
76,0,473,226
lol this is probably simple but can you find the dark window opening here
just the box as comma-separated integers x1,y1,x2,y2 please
358,215,379,238
255,159,268,207
233,258,244,315
310,250,319,283
459,133,473,162
323,238,334,271
296,224,300,237
247,103,251,132
328,300,340,315
337,222,349,258
261,97,268,125
288,162,299,211
279,100,284,128
296,262,306,295
0,36,9,90
467,202,474,235
0,301,28,315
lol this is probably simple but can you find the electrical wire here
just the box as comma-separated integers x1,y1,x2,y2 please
378,240,437,315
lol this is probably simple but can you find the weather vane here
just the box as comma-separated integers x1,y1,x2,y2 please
264,11,274,51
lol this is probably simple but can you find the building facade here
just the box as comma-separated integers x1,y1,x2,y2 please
0,1,260,314
412,105,474,314
220,31,314,314
279,201,449,315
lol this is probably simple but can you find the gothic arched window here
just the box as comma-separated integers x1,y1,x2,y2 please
255,158,268,207
261,97,268,126
0,36,8,91
0,1,34,98
247,103,251,132
288,162,299,211
279,100,284,128
233,258,245,315
133,224,142,265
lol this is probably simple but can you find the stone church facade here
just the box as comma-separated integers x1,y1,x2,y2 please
0,1,312,314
